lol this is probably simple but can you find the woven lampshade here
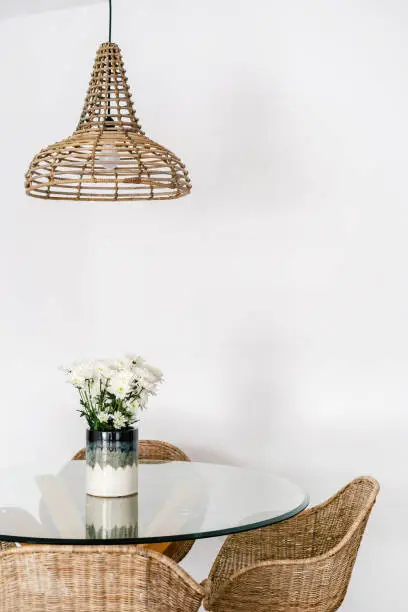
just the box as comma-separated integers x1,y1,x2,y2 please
25,43,191,201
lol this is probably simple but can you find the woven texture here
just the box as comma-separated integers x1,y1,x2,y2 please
73,439,194,563
26,42,191,201
0,544,203,612
0,542,15,553
204,476,379,612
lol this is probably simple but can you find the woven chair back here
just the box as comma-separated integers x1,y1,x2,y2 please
0,544,203,612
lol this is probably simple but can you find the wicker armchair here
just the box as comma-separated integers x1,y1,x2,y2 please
203,476,379,612
0,544,204,612
72,439,194,563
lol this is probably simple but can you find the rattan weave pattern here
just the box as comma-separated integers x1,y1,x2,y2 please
25,43,191,201
0,544,203,612
72,439,194,563
203,476,379,612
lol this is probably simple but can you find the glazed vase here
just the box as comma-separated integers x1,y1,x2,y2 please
86,428,138,497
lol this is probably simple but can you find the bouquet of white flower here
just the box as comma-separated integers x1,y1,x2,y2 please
64,355,163,431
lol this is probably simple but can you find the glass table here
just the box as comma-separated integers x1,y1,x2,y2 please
0,461,308,545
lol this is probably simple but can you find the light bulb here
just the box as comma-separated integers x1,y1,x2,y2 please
99,145,121,171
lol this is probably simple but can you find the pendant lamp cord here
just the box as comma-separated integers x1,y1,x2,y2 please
107,0,113,121
108,0,112,42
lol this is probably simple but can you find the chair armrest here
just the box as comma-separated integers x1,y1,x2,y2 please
208,510,320,592
205,555,341,612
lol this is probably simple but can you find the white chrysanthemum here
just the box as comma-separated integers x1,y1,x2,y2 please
69,371,86,389
98,412,111,424
112,411,127,429
93,361,111,383
127,355,146,369
145,364,164,381
141,379,158,393
116,358,129,368
64,355,162,431
108,358,130,372
109,370,133,399
128,400,140,415
132,366,148,381
75,361,96,381
138,390,149,407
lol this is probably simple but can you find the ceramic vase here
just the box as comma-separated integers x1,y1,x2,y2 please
86,428,138,497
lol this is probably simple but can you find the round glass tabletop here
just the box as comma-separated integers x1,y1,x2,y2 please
0,461,308,545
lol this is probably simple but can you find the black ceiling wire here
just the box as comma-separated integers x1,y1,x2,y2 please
109,0,112,42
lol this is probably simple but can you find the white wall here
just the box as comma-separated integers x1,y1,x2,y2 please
0,0,407,608
0,0,101,20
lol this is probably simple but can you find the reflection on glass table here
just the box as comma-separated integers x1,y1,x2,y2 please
0,461,308,545
86,494,138,540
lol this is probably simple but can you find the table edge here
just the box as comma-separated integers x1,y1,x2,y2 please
0,494,310,546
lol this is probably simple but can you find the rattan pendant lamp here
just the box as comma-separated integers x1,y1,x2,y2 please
25,1,191,201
